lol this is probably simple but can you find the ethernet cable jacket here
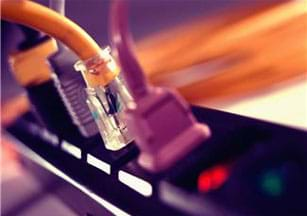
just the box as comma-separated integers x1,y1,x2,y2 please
2,0,133,150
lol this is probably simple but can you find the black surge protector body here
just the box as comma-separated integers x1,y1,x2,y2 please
5,106,307,216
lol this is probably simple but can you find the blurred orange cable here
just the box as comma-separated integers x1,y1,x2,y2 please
136,1,307,103
1,0,100,60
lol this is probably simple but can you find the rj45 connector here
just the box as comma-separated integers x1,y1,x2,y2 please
74,47,133,150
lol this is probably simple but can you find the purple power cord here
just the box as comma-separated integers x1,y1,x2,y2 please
109,1,211,172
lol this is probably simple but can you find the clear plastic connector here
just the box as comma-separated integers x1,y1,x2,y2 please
74,47,133,150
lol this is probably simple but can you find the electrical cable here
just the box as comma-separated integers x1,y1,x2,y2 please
2,0,131,148
16,0,66,51
2,0,119,87
109,1,149,101
1,0,100,61
109,0,210,172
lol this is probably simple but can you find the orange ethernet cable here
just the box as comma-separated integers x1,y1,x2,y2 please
2,0,133,150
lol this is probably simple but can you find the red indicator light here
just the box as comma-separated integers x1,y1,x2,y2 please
198,165,230,193
198,171,212,192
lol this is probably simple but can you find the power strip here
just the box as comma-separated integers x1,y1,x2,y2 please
6,106,307,216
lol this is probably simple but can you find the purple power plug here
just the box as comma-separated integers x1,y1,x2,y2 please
109,1,211,172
